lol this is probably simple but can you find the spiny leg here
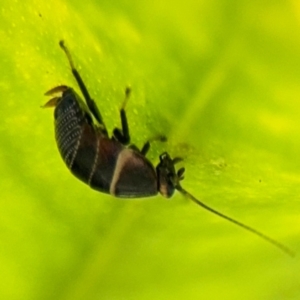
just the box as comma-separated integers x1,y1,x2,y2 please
141,135,167,156
112,87,167,150
59,40,107,132
113,87,131,145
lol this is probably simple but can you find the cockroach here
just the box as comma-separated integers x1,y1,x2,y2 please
43,40,294,257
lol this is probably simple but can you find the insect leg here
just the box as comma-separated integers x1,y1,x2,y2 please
141,135,167,156
113,87,131,145
59,40,107,132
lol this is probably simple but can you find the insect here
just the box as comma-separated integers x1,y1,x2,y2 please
43,40,294,257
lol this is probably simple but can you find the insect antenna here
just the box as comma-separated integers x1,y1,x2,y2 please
176,185,295,257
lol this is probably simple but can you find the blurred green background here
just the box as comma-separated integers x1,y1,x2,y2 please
1,0,300,299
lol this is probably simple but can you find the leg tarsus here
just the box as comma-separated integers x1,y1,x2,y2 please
172,157,184,164
141,142,150,155
121,86,131,109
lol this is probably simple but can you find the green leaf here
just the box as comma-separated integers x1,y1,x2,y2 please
1,1,299,299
